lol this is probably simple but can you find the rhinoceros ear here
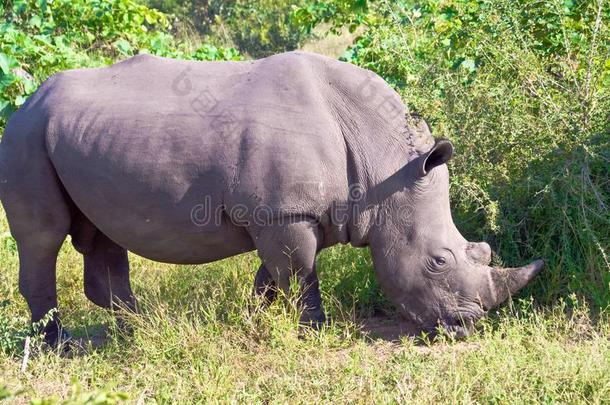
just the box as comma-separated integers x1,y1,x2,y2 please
420,139,454,176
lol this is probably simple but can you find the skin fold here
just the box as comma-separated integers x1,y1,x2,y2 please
0,51,543,346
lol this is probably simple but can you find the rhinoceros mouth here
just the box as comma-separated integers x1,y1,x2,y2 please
443,315,478,338
421,302,487,339
423,316,478,339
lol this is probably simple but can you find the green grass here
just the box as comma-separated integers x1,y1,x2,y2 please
1,207,609,404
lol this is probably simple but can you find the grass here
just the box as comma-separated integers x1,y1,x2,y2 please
1,206,609,404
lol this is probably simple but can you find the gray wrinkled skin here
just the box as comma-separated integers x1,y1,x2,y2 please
0,51,543,345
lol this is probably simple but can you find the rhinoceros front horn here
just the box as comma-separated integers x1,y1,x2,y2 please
485,259,545,309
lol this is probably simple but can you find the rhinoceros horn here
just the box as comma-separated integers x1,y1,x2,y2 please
484,260,545,309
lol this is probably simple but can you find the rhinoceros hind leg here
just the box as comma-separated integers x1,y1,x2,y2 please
81,231,136,313
0,158,71,347
15,231,70,348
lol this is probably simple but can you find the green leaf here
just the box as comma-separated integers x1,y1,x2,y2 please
350,0,368,13
114,39,133,56
0,73,17,90
14,94,27,106
0,98,14,119
29,15,42,28
23,78,38,94
461,58,476,72
0,53,17,74
0,386,11,400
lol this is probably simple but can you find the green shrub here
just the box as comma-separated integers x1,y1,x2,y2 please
0,299,28,355
142,0,312,57
0,0,241,124
218,0,310,57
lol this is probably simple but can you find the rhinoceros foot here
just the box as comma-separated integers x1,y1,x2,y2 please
299,307,328,330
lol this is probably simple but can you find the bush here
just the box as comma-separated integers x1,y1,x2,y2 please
220,0,310,57
0,299,28,355
142,0,312,58
0,0,241,124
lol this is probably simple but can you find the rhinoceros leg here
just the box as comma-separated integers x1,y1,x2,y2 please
79,234,136,313
84,235,135,311
251,219,325,325
69,210,136,313
0,153,71,347
15,231,69,347
253,264,278,305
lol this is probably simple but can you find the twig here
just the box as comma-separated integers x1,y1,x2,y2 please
20,336,30,373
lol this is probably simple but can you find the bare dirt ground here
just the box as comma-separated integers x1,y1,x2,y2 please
359,316,421,341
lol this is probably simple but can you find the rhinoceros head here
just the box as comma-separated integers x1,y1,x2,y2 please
368,139,543,337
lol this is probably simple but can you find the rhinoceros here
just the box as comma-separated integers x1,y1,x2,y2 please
0,51,543,346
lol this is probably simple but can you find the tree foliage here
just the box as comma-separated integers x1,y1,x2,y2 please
0,0,241,121
142,0,311,57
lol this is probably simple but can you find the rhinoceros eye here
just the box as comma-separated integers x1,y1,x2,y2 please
434,256,447,266
426,250,455,275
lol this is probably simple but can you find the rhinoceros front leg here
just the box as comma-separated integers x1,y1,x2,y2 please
251,219,326,325
253,264,278,305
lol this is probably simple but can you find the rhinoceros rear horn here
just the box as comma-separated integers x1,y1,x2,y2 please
420,139,454,176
